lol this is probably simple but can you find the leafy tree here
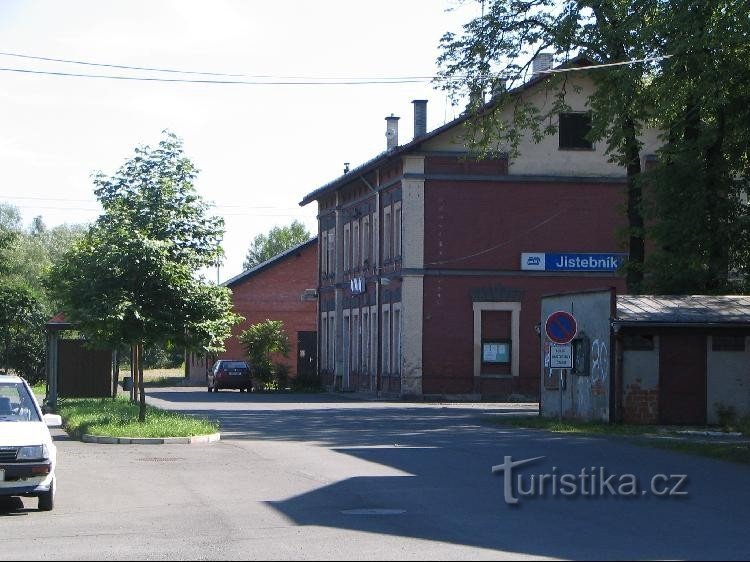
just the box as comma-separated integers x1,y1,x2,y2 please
48,131,242,420
0,284,46,382
243,220,311,270
641,1,750,293
238,320,290,387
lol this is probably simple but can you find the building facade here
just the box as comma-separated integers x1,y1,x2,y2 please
187,238,318,384
540,290,750,425
300,58,660,399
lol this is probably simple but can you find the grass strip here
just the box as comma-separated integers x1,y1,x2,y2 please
57,395,218,439
484,415,750,465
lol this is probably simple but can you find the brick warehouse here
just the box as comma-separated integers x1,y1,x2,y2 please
299,55,661,399
187,238,318,384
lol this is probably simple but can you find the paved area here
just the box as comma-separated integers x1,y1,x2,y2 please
1,388,748,560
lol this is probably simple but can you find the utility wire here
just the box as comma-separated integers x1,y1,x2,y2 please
0,51,677,85
0,50,438,80
0,66,431,85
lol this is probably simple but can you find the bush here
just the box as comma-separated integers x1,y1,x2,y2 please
292,372,322,392
715,403,738,431
274,363,290,390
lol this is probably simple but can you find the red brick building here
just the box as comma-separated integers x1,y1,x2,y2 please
187,238,318,384
299,56,660,399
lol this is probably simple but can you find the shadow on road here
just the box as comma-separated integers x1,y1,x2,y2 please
143,389,749,561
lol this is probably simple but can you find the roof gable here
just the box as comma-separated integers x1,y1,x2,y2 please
299,55,596,206
223,237,317,288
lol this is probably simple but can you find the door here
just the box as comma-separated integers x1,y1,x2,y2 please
57,339,112,398
659,333,707,425
297,331,318,377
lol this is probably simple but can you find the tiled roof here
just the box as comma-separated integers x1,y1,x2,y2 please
223,237,317,288
615,295,750,325
299,56,594,207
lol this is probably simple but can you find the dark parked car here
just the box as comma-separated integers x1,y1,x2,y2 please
208,360,252,393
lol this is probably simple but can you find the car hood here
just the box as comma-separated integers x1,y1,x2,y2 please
0,421,54,447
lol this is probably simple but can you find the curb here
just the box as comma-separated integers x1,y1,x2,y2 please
81,432,221,445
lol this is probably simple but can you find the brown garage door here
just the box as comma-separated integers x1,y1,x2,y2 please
659,333,707,425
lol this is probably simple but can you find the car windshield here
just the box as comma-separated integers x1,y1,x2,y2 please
0,381,41,422
221,361,248,370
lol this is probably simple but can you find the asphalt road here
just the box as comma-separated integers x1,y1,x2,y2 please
1,388,748,561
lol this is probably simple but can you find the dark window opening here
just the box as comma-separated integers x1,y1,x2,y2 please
559,112,593,150
622,334,654,351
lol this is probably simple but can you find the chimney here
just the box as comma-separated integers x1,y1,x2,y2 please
412,99,428,139
532,53,554,76
385,114,400,150
490,78,507,99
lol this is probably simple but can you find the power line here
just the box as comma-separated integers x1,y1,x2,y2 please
0,50,677,86
0,66,432,85
0,51,437,81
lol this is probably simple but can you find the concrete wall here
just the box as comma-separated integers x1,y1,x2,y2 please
540,289,614,421
707,335,750,424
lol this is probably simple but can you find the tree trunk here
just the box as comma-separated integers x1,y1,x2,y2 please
112,348,119,399
130,344,136,403
624,117,644,293
138,341,146,422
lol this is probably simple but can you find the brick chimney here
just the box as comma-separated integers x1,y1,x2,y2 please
532,53,554,76
385,114,400,150
412,99,427,139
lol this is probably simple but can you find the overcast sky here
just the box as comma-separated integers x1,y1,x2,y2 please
0,0,480,281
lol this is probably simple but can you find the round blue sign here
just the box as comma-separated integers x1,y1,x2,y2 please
545,311,577,344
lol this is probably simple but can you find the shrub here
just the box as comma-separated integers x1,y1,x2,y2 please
715,403,737,431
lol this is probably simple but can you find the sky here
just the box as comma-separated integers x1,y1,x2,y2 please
0,0,481,282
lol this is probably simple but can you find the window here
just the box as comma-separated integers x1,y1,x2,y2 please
328,313,336,372
383,206,392,261
622,334,655,351
393,202,402,258
343,312,351,380
327,228,335,276
343,223,351,272
352,310,360,374
352,220,360,269
382,305,391,374
559,112,593,150
372,212,378,269
321,230,328,276
370,307,378,374
320,312,328,370
361,308,370,374
392,305,401,374
362,216,371,267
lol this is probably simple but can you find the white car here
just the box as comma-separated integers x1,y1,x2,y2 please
0,374,62,511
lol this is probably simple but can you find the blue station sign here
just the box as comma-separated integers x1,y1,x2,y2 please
521,252,626,272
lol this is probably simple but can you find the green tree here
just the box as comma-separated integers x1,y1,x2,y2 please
0,284,46,381
243,220,311,270
238,320,290,387
641,0,750,293
48,131,242,420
